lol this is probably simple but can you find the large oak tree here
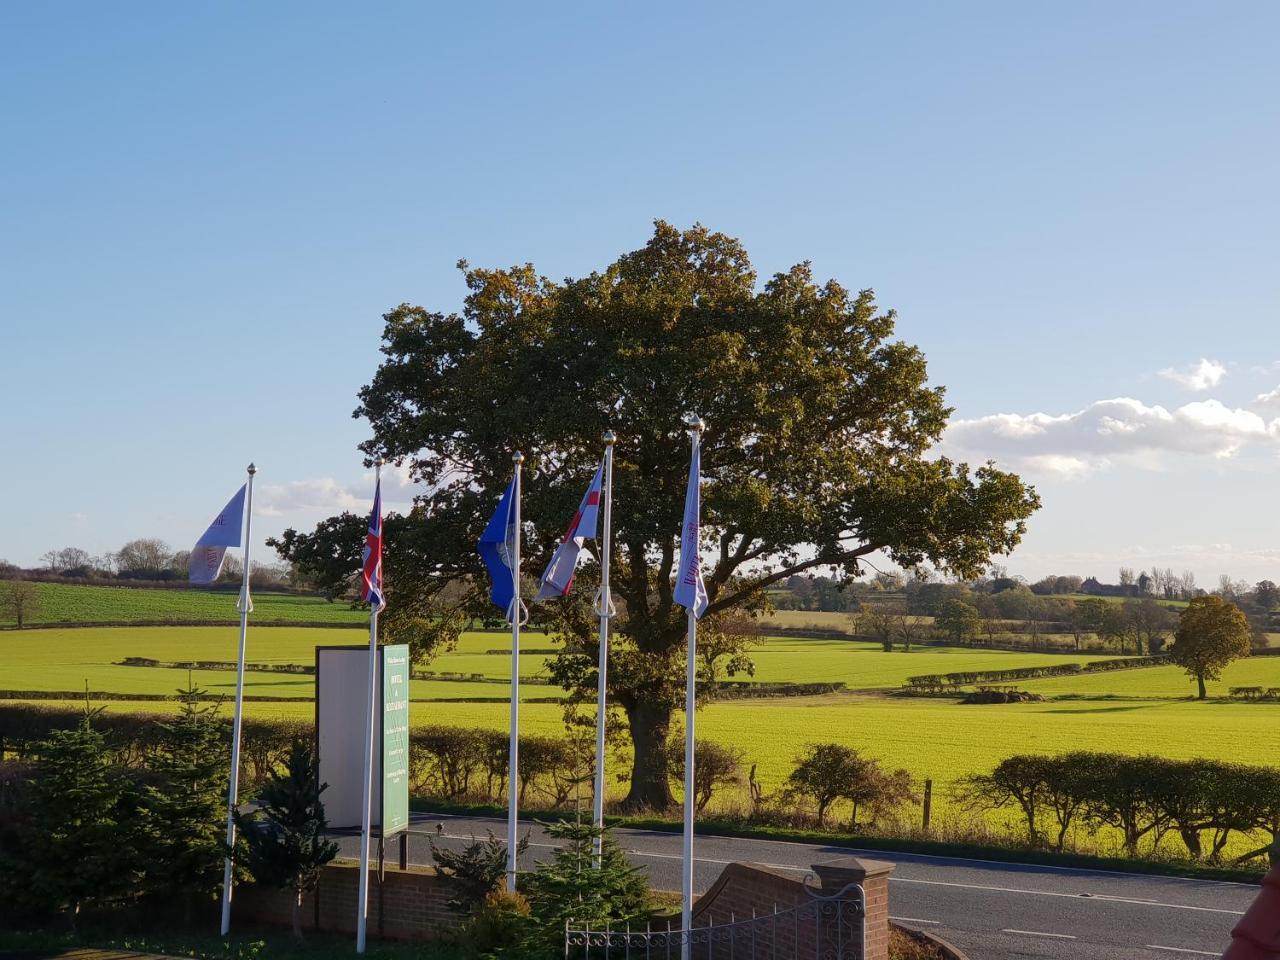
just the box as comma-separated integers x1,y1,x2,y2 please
273,222,1040,810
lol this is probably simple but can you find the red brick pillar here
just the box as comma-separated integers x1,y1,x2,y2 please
811,856,895,960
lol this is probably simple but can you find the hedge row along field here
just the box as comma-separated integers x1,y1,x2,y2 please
4,700,1275,865
901,655,1168,692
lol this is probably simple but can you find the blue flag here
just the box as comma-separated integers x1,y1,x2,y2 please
478,477,518,614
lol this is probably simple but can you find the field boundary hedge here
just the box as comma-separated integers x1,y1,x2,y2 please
901,655,1168,693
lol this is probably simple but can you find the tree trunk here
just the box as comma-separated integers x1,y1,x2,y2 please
1179,827,1203,860
1197,674,1207,700
623,700,676,811
292,890,304,941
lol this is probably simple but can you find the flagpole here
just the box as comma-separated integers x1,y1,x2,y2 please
592,431,616,868
506,450,525,892
356,457,384,954
219,462,255,937
680,417,703,960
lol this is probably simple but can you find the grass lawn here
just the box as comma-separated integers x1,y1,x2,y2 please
745,636,1133,688
0,626,560,701
4,582,368,626
1019,655,1280,698
1,626,1130,699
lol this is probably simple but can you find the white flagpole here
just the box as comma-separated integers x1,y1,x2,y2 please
219,462,256,936
506,450,525,892
356,457,384,954
592,431,616,868
680,417,703,960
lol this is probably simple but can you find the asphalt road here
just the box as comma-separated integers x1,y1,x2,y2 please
335,811,1255,959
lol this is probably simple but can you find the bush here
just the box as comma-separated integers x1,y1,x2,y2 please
784,744,915,828
666,738,745,812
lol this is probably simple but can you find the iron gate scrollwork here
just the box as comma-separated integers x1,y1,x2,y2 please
565,879,866,960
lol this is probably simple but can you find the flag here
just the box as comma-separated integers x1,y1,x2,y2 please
189,484,246,584
535,463,603,602
361,478,386,612
673,441,709,618
478,477,519,615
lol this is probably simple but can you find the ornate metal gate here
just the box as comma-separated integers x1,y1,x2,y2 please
564,879,866,960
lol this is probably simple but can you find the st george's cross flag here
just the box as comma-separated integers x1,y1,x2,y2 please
535,463,603,601
478,477,519,615
189,485,246,584
361,477,386,612
673,441,709,618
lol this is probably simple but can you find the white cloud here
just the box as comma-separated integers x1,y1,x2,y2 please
945,396,1279,476
1253,385,1280,411
256,462,418,517
1157,357,1227,391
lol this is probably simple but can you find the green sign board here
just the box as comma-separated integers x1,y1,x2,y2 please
381,644,410,836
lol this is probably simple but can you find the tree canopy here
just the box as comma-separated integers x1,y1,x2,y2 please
272,221,1040,809
1171,595,1252,699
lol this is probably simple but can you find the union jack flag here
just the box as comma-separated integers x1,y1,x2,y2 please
361,478,386,612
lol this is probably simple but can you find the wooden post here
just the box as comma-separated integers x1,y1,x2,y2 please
922,779,933,831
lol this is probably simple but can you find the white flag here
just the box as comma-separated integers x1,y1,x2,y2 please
535,463,604,602
189,484,246,584
673,441,708,618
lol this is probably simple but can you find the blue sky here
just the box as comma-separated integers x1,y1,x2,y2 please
2,2,1278,583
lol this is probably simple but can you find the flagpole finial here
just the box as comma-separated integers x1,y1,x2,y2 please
602,430,616,446
682,413,705,433
246,462,257,476
512,450,525,465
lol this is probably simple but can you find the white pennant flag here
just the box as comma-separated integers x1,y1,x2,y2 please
535,462,604,601
189,485,246,584
673,440,708,618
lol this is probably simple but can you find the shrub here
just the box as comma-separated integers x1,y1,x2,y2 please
430,830,530,914
784,744,915,828
667,737,745,813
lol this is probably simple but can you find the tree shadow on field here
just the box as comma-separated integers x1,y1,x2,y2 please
1041,701,1171,715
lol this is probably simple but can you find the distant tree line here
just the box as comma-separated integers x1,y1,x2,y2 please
0,540,296,588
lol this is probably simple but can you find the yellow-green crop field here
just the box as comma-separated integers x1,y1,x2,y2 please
3,583,368,627
5,621,1279,853
0,625,1141,699
10,693,1278,826
1018,656,1280,698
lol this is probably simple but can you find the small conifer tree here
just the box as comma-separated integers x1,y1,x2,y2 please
233,738,338,939
13,708,143,928
141,683,230,919
521,819,650,948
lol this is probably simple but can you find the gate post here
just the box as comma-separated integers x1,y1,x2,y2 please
811,856,895,960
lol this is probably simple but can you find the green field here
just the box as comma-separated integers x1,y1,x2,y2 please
742,636,1130,689
1018,655,1280,698
4,585,1278,857
0,626,557,700
0,625,1136,700
1,582,368,627
12,692,1277,837
763,609,855,632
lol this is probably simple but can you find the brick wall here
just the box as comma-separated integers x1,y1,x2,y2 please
690,856,895,960
234,861,463,941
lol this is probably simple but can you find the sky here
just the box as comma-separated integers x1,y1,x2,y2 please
1,2,1278,584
